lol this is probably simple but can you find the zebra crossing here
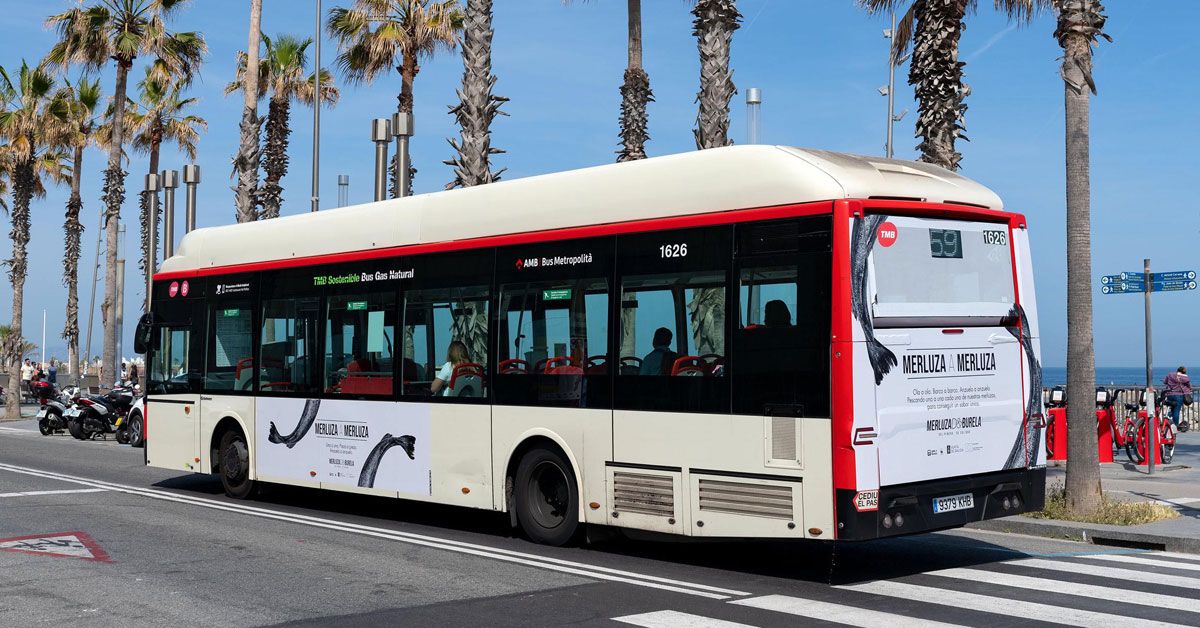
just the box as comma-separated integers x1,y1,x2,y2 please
613,549,1200,627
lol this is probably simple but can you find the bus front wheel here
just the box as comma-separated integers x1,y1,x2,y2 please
218,429,255,499
514,447,579,546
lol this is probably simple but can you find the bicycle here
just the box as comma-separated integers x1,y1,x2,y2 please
1112,403,1146,464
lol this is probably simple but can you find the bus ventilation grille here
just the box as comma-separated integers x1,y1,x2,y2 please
698,479,794,520
612,472,675,518
771,417,798,462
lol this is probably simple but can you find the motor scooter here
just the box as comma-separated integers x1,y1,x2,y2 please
32,381,74,435
66,382,137,442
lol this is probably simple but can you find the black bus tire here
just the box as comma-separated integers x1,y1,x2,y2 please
218,429,256,500
514,446,580,547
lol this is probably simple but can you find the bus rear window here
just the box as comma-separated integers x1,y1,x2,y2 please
869,216,1015,322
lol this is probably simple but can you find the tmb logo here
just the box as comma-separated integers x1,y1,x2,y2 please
877,221,898,247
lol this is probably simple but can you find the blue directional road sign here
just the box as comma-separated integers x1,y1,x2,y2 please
1152,270,1197,282
1101,270,1196,294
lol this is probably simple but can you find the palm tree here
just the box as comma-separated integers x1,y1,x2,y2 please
858,0,1042,170
235,0,263,224
567,0,653,162
45,0,206,390
56,76,103,378
1055,0,1108,516
227,34,340,219
128,67,206,291
328,0,463,195
688,0,741,356
445,0,506,189
0,61,71,419
692,0,740,153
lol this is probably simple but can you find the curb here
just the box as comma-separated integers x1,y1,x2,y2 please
968,516,1200,555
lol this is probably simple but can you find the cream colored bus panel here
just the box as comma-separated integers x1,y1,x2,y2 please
688,474,803,538
200,395,256,479
429,403,492,510
491,405,610,525
606,467,685,535
146,396,200,472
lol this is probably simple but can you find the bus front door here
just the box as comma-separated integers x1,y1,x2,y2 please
145,318,202,472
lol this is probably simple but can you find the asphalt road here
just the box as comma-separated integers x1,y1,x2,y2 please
2,422,1199,627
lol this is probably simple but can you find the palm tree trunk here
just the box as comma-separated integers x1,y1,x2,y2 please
446,0,508,189
909,0,969,171
62,145,85,378
259,96,291,219
6,160,34,419
101,60,132,390
235,0,263,223
1057,0,1107,516
692,0,740,151
139,140,161,311
617,0,652,162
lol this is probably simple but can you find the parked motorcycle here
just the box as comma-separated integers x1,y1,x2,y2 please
32,381,74,435
66,382,138,442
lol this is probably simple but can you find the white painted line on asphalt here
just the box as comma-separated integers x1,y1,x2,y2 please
1082,553,1200,572
0,488,107,498
613,610,755,628
1014,558,1200,591
1155,551,1200,563
0,462,746,600
925,566,1200,614
836,580,1192,628
732,594,959,628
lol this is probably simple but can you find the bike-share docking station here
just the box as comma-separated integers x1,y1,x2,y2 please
1044,387,1114,464
1100,260,1194,474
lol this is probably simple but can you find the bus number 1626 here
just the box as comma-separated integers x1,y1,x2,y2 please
659,243,688,258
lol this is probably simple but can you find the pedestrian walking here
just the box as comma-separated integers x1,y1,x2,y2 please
128,362,138,386
20,359,33,400
1163,366,1192,427
47,359,57,385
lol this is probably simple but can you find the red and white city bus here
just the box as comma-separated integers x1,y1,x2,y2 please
137,146,1045,545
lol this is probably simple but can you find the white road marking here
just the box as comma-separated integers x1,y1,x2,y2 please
732,594,960,628
1081,553,1200,572
837,580,1192,628
925,566,1200,613
1013,557,1200,591
0,488,107,498
0,462,746,600
1155,551,1200,563
613,610,755,628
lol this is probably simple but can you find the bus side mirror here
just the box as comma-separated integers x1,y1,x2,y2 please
133,312,156,355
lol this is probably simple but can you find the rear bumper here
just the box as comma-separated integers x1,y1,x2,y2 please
834,467,1046,540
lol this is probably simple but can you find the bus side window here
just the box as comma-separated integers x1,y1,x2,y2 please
206,302,254,392
259,296,320,394
324,291,397,397
733,217,831,417
401,285,490,400
615,226,731,413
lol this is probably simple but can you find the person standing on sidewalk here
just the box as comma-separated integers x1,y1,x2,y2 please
1163,366,1191,427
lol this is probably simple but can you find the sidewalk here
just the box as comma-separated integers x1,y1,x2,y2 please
971,430,1200,553
1,402,41,422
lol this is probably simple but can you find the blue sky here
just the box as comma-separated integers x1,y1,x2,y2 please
1,0,1197,367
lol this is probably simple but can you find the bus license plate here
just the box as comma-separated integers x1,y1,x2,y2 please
933,493,974,513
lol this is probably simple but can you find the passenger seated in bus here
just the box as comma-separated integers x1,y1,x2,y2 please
764,299,792,327
639,327,678,376
431,340,471,396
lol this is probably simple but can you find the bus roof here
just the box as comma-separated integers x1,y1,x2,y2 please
159,145,1003,275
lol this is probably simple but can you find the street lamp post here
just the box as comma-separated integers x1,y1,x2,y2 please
161,169,179,259
312,0,322,212
372,118,391,202
184,164,200,233
392,111,413,198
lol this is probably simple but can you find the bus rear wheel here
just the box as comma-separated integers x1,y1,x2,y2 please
218,429,255,499
514,447,579,546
